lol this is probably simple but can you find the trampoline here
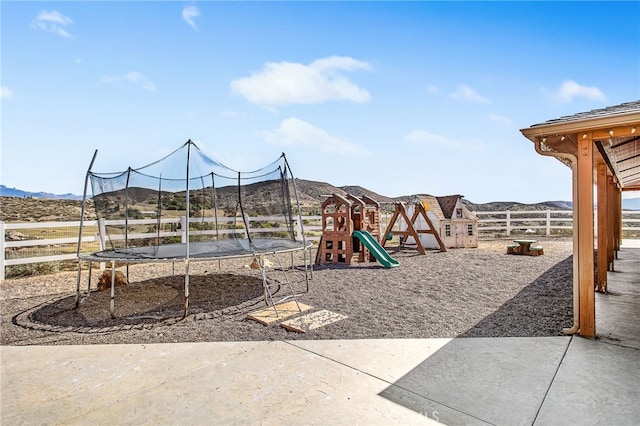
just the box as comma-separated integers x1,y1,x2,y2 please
75,140,312,318
85,240,308,261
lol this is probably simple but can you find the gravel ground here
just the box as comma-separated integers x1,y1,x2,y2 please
0,238,574,346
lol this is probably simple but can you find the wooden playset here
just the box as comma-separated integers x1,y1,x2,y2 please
315,194,451,267
315,194,383,265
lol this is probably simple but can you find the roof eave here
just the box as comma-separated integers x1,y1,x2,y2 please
520,111,640,142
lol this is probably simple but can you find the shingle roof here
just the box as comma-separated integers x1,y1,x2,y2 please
436,195,461,219
415,195,445,220
531,100,640,128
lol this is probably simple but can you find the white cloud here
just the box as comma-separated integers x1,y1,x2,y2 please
182,5,200,31
30,10,73,38
488,113,512,126
259,117,369,156
231,56,371,106
449,84,490,103
1,86,14,99
99,72,157,92
554,80,606,103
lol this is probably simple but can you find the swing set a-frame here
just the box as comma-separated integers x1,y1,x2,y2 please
380,201,447,253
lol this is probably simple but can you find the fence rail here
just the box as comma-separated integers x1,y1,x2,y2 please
0,216,324,280
3,210,640,280
473,210,640,237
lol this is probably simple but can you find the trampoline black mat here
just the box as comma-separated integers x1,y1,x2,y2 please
80,239,310,262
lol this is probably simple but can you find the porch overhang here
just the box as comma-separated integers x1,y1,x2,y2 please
521,102,640,191
520,100,640,338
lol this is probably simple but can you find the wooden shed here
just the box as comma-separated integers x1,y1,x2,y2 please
403,194,478,249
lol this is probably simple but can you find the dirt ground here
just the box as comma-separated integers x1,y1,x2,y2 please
0,238,575,346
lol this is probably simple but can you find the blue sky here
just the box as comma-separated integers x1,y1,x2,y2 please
2,1,639,203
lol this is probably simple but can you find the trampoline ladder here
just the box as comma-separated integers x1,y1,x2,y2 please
255,252,302,317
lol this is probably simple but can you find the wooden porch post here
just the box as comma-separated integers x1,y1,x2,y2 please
615,187,622,253
577,133,595,337
596,156,608,293
607,175,616,268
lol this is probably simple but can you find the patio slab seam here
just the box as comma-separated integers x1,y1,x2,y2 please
531,335,574,425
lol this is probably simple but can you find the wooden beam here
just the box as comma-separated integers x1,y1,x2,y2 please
596,156,608,293
381,203,426,254
592,126,640,140
607,175,616,269
408,202,447,252
577,133,595,337
615,186,622,252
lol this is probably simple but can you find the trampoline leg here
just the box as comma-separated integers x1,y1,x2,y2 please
74,260,83,307
86,261,93,299
183,296,189,318
109,261,116,319
304,247,311,291
183,263,190,318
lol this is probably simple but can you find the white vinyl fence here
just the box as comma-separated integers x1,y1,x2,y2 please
473,210,640,237
3,210,640,280
0,216,322,281
473,210,574,236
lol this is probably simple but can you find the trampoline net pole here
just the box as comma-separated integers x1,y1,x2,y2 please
76,149,98,307
184,140,192,317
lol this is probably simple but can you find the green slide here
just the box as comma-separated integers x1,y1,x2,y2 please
352,231,400,268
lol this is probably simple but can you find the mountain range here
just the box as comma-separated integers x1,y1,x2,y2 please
1,182,639,211
0,185,83,201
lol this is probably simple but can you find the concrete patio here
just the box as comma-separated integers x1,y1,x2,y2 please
1,244,638,425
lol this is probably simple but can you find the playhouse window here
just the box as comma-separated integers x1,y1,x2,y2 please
467,224,474,236
445,224,451,237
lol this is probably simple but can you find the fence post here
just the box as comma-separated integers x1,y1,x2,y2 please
506,210,511,236
546,210,551,236
0,221,5,281
180,216,187,243
97,218,107,270
97,218,107,251
294,217,301,240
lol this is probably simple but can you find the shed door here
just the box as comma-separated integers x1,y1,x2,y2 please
455,223,466,247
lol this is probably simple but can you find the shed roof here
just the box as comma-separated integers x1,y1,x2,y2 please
436,195,461,219
416,195,445,220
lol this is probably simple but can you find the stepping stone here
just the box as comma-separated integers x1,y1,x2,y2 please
246,301,312,325
280,309,348,333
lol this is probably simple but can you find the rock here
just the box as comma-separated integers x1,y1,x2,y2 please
6,231,28,241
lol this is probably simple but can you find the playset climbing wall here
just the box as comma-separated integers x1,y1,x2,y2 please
316,194,354,265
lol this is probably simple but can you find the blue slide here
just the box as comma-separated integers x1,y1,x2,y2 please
352,231,400,268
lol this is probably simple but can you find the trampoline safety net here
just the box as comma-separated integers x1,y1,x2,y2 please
84,140,307,260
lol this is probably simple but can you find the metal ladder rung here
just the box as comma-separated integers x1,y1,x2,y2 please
254,253,302,317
